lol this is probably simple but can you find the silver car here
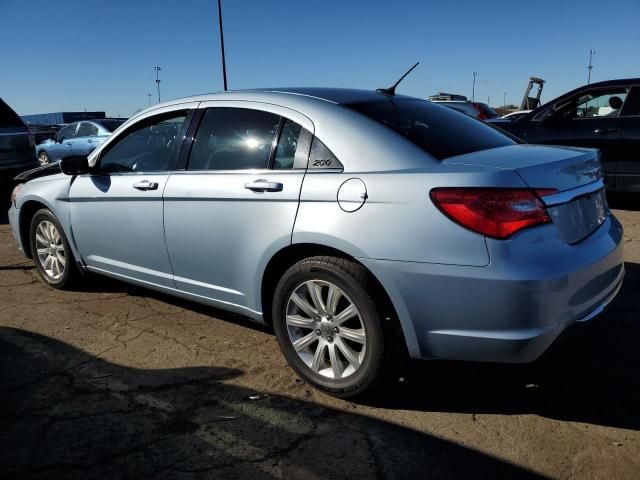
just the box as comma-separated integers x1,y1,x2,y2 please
8,88,624,397
35,119,125,165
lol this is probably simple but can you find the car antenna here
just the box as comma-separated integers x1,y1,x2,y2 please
376,62,419,96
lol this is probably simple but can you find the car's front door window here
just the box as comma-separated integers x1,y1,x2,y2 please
98,113,187,173
188,108,280,170
57,124,78,142
567,88,629,119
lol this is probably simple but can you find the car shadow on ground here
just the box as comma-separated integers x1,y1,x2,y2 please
366,261,640,432
0,327,546,479
62,262,640,434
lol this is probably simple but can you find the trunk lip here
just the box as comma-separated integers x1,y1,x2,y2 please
540,179,605,207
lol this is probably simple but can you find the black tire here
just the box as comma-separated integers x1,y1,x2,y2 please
272,256,385,398
37,151,50,166
29,208,78,289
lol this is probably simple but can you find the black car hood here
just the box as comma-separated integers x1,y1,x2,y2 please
14,162,62,182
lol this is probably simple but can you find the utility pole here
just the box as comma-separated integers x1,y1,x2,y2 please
487,96,490,106
472,72,478,102
503,92,506,108
587,49,595,85
153,66,162,103
217,0,228,91
147,93,152,106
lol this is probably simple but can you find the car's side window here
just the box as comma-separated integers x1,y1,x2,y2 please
58,124,77,141
566,88,629,119
273,120,313,169
188,108,280,170
308,136,343,170
98,112,187,173
77,122,98,137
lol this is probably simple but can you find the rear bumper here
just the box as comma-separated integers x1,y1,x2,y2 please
360,214,624,362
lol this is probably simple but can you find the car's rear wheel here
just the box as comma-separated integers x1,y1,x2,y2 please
37,151,50,166
272,256,385,397
29,209,78,289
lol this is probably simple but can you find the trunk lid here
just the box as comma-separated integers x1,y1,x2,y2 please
442,144,602,191
443,144,607,244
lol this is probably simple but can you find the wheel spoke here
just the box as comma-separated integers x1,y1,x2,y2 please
52,258,60,277
334,304,357,325
36,247,49,256
311,342,326,372
290,292,317,318
339,327,366,344
328,344,343,379
326,284,341,315
37,224,48,242
286,314,314,328
306,281,325,312
292,331,317,352
56,251,66,266
335,336,360,369
44,255,53,271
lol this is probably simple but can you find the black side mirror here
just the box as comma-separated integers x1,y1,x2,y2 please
60,155,90,175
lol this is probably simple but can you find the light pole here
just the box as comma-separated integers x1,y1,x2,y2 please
153,66,162,103
503,92,506,108
217,0,228,91
146,93,152,106
487,96,490,106
472,72,478,102
587,49,595,85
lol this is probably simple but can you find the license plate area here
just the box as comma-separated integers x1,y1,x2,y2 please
547,189,607,244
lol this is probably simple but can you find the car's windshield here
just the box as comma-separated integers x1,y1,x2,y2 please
346,99,515,160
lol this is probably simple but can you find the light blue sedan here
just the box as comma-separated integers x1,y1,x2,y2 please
35,119,124,165
8,88,624,397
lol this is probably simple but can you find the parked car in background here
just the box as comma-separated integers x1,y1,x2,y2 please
36,118,125,165
9,88,623,397
429,99,499,120
28,124,64,145
496,78,640,192
0,98,38,182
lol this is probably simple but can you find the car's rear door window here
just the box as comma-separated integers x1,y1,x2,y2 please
77,122,98,137
189,108,280,170
346,99,514,160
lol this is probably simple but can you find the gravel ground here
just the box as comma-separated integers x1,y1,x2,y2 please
1,189,638,479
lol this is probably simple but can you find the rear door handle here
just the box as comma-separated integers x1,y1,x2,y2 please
87,139,93,143
244,179,283,192
66,142,72,146
594,128,619,134
133,180,159,191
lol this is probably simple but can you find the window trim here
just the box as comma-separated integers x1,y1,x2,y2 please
93,109,193,174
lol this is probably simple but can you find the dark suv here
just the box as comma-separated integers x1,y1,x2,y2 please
495,79,640,192
1,98,38,183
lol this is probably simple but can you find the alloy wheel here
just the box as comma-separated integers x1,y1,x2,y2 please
35,220,66,281
286,280,366,379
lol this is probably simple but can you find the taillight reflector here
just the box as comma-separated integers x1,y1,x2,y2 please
430,188,551,239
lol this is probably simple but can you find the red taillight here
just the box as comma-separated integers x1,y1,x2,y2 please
430,188,551,239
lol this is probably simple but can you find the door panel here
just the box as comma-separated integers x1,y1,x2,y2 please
69,174,175,287
163,171,305,313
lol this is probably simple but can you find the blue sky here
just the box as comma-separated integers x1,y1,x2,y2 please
1,0,638,117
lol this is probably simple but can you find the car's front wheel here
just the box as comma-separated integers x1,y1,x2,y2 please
29,209,78,289
37,151,50,166
272,256,385,397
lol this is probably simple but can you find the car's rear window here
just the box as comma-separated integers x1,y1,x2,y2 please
0,98,27,129
346,99,514,160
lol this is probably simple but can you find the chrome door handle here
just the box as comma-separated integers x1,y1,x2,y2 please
133,180,159,190
244,179,283,192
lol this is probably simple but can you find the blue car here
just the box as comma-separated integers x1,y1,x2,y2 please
8,88,624,397
35,119,124,165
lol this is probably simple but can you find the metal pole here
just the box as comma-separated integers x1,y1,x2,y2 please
503,92,506,108
472,72,477,102
217,0,228,91
487,96,490,106
147,93,152,106
587,49,595,85
153,66,162,103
